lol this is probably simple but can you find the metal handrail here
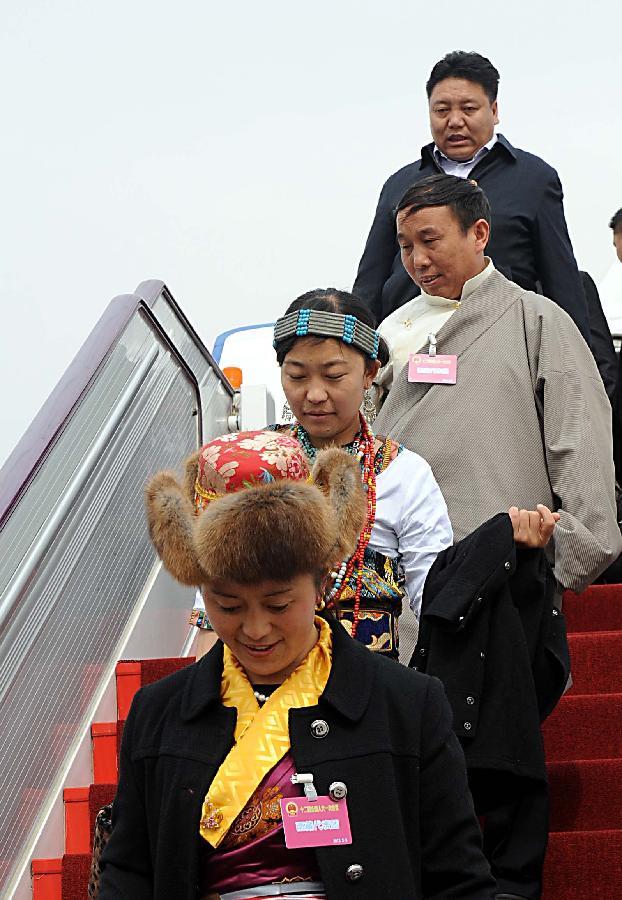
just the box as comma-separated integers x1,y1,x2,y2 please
0,280,234,898
0,347,158,636
0,282,233,530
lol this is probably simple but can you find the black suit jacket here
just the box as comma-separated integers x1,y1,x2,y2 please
353,134,590,341
99,617,495,900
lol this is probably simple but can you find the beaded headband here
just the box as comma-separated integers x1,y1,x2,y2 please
273,309,380,360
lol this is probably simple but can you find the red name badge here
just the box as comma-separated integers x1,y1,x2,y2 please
280,795,352,849
408,353,457,385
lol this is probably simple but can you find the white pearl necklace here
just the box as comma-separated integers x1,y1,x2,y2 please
253,689,269,704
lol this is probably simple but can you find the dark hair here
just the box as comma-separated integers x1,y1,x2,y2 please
426,51,500,103
274,288,389,368
610,209,622,233
397,174,491,234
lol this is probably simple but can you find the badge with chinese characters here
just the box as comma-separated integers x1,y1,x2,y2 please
408,352,457,385
280,795,352,849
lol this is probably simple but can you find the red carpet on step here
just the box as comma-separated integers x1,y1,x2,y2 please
541,584,622,897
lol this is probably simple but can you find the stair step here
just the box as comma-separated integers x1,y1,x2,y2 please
89,783,116,834
115,661,141,721
114,658,195,725
548,758,622,831
567,630,622,694
564,586,622,633
138,656,195,687
63,787,91,855
92,722,118,784
31,858,62,900
543,693,622,761
542,829,622,899
61,853,91,898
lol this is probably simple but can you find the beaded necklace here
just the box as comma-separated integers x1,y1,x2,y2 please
294,422,362,463
293,412,378,638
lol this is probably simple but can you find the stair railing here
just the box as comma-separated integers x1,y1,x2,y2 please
0,281,233,898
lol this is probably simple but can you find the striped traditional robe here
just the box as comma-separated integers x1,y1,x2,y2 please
374,268,622,592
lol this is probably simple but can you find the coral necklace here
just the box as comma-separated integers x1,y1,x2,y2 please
293,412,376,638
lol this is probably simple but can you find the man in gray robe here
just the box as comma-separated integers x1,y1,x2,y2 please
373,173,622,900
375,173,620,594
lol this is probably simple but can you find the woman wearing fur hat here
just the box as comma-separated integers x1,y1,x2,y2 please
98,431,496,899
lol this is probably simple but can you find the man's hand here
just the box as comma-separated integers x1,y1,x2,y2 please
508,504,560,548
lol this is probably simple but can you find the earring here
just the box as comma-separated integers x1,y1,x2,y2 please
361,389,377,425
315,594,326,611
281,400,294,423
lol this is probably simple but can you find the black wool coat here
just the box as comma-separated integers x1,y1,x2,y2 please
411,514,570,813
99,617,495,899
353,134,591,342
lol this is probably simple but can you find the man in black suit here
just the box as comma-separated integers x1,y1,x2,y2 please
353,51,591,342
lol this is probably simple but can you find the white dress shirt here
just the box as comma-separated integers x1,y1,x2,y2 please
370,447,453,617
434,134,497,178
376,259,495,395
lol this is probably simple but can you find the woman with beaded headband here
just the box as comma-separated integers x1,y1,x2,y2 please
98,430,496,899
271,288,453,663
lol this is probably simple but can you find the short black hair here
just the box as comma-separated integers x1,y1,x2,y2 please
610,209,622,233
426,51,500,103
274,288,389,368
396,174,491,234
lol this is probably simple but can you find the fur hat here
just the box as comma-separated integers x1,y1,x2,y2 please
145,431,365,586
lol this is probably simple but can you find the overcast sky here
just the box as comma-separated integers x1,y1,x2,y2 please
1,0,621,467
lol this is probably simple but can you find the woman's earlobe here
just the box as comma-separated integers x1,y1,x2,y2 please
364,361,381,388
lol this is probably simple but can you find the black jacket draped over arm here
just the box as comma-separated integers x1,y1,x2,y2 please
411,513,570,812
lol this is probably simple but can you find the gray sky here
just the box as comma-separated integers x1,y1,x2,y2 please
1,0,621,467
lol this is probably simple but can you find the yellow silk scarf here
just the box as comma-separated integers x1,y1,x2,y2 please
199,616,332,847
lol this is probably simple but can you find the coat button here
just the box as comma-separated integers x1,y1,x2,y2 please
310,719,330,739
464,721,472,731
504,561,511,570
346,863,364,882
480,651,485,660
466,696,475,705
329,781,348,800
419,647,426,656
552,608,559,616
